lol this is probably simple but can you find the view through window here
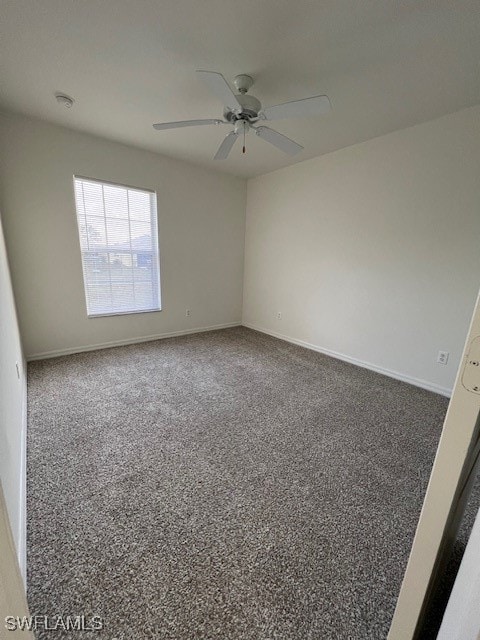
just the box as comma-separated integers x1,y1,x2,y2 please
73,176,161,316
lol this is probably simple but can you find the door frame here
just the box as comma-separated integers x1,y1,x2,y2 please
388,289,480,638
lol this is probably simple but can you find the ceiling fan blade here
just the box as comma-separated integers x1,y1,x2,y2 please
153,119,224,130
262,95,331,121
214,131,239,160
254,126,303,156
196,70,242,111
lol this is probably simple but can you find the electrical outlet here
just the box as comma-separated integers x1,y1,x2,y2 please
277,312,282,320
185,309,191,317
437,350,449,365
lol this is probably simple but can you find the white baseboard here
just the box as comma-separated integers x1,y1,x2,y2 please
242,322,452,398
18,361,27,584
26,322,241,361
27,320,452,397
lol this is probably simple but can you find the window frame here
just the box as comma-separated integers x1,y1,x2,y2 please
72,175,162,318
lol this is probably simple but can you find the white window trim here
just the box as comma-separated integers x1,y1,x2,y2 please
73,175,162,318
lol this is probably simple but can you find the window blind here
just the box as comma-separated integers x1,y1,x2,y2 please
73,177,161,317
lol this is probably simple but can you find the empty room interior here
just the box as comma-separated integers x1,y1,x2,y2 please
1,1,480,639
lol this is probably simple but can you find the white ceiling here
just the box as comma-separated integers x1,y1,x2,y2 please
1,0,479,178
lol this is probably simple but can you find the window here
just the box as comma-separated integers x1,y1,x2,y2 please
73,176,161,317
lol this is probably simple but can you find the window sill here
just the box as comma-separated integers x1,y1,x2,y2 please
87,307,162,319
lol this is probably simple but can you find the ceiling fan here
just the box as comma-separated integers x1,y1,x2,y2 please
153,71,331,160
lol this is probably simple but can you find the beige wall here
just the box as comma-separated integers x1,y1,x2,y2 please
0,112,246,358
0,208,26,577
0,485,32,637
243,106,480,395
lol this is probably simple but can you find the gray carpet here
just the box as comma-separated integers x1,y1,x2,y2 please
27,327,451,639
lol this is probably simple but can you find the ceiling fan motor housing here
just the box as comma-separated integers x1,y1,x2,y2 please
224,93,262,122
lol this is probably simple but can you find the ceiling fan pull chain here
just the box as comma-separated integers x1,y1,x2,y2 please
243,122,246,154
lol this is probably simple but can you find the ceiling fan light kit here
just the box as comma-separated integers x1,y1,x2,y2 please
153,70,331,160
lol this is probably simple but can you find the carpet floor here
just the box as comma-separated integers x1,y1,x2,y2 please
27,327,452,639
